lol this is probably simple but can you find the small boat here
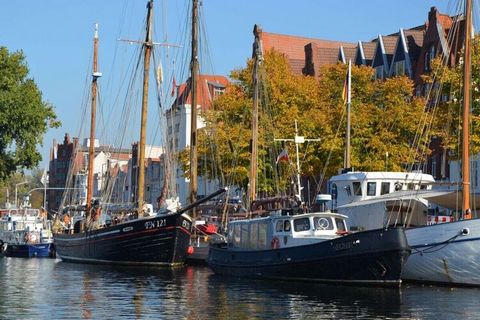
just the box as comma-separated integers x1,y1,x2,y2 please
0,208,55,258
208,197,411,287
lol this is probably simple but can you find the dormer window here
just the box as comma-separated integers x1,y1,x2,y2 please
394,61,405,76
375,66,384,80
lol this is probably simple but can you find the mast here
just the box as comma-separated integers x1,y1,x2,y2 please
137,0,154,215
249,25,263,204
275,120,320,202
344,59,352,169
189,0,199,215
462,0,472,219
86,23,101,218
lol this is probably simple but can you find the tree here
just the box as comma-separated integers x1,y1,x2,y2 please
183,49,429,197
0,47,60,181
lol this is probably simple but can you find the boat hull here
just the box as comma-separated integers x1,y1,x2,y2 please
54,213,192,267
2,243,55,258
403,218,480,286
208,228,410,286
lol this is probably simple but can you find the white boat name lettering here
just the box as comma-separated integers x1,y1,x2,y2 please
145,219,167,230
333,241,353,251
122,227,133,232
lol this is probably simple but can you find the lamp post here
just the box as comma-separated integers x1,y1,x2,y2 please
15,181,29,208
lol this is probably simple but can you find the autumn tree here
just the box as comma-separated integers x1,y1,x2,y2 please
0,47,60,181
184,49,429,197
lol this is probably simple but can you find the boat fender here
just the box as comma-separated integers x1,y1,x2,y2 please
187,246,194,255
336,230,350,236
271,237,280,249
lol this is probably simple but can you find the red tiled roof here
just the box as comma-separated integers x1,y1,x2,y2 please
342,46,357,62
173,74,229,112
260,31,353,60
361,42,377,62
382,36,399,54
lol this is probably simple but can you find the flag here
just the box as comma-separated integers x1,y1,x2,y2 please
171,76,177,97
276,148,289,164
40,169,48,186
342,60,352,104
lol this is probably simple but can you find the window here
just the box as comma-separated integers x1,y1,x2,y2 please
475,161,479,188
294,218,310,232
381,182,390,195
367,182,377,196
249,223,258,249
352,182,362,196
375,66,384,80
275,221,283,232
258,222,267,249
424,46,435,71
314,217,333,230
213,87,225,98
284,220,291,232
240,224,249,248
394,61,405,76
233,224,241,247
335,218,347,232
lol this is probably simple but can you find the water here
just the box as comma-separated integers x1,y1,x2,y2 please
0,257,479,319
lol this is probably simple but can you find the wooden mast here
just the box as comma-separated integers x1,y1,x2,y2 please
86,23,100,219
462,0,473,219
249,25,263,204
189,0,199,216
137,0,154,215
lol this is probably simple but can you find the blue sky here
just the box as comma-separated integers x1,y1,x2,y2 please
0,0,449,170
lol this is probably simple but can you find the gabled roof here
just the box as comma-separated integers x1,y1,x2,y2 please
355,41,376,66
254,25,354,75
372,35,398,74
339,46,357,64
173,74,229,112
389,28,425,78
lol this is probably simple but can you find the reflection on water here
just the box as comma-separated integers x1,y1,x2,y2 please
0,258,479,319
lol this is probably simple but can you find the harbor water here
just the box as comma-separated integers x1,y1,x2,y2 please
1,257,479,319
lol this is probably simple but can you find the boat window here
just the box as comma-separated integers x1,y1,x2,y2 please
335,218,347,232
381,182,390,195
407,183,414,190
294,218,310,232
284,220,291,232
420,184,428,190
276,220,283,232
233,224,241,247
313,217,333,230
367,182,376,196
240,224,249,248
258,221,268,249
344,185,352,197
352,182,362,196
249,223,258,249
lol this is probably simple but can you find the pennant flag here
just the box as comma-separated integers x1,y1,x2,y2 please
171,76,177,97
276,148,289,164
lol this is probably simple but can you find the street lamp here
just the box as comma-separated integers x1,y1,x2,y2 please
15,181,28,208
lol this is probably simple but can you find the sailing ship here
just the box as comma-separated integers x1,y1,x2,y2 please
207,25,411,286
53,2,224,266
329,0,480,286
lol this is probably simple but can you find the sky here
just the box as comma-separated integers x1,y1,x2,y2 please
0,0,453,170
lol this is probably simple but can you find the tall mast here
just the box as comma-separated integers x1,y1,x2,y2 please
86,23,100,217
189,0,199,217
137,0,154,215
344,59,352,169
249,26,263,204
462,0,472,219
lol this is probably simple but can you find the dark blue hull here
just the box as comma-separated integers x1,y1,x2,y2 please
54,213,192,266
208,228,410,286
2,243,55,258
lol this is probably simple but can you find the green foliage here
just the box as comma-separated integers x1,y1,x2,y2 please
0,47,60,182
182,49,429,196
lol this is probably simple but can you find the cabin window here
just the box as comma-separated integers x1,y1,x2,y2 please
232,224,241,247
335,218,347,232
240,224,249,248
249,223,258,249
352,182,362,196
294,218,310,232
367,182,377,196
284,220,291,232
258,221,268,249
381,182,390,195
344,185,352,197
314,217,333,230
275,221,283,232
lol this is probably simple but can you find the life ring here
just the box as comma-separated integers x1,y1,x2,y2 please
271,237,280,249
25,233,37,243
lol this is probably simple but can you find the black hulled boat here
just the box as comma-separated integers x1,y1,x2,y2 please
208,210,410,286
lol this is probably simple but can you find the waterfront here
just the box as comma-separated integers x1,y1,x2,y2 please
0,257,479,319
